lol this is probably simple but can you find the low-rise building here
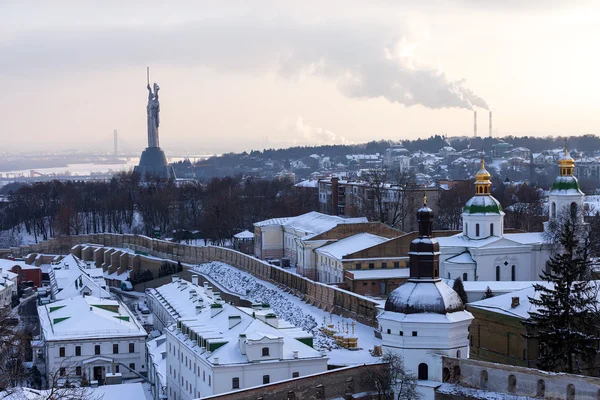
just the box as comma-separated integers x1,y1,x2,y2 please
0,269,17,312
165,302,327,399
35,295,148,383
147,334,168,400
46,254,111,302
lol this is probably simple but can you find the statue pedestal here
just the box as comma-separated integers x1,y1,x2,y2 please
134,147,175,179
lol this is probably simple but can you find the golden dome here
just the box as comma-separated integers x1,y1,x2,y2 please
475,159,491,182
558,145,575,176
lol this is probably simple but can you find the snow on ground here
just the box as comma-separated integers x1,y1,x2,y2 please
194,261,381,366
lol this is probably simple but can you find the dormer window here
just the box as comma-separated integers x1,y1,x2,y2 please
262,347,270,357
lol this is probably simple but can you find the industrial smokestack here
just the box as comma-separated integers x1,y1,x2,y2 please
114,129,118,158
473,111,477,137
489,111,492,138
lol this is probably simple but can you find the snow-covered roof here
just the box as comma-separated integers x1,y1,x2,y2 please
147,334,167,390
147,277,214,321
254,217,292,227
49,254,111,300
294,179,319,188
0,258,29,271
315,233,388,260
445,252,475,264
347,268,410,280
466,284,552,319
38,296,147,341
283,212,368,236
170,302,323,366
233,230,254,239
384,280,466,315
0,383,148,400
503,232,546,245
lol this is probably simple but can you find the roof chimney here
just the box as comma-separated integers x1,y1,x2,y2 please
511,296,520,308
331,177,339,216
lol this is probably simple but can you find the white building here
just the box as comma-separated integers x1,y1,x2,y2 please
378,202,473,382
147,334,168,400
165,302,327,400
314,233,388,283
253,211,367,269
0,268,18,312
47,254,110,302
545,147,585,226
383,145,411,172
436,160,563,282
35,295,148,384
146,274,215,332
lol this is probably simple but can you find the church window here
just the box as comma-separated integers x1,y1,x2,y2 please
490,223,494,236
475,224,480,237
387,329,391,334
463,273,468,281
412,331,417,337
448,272,451,279
456,350,461,358
496,266,500,281
465,223,468,236
511,265,516,281
570,202,578,220
399,331,403,336
418,363,428,380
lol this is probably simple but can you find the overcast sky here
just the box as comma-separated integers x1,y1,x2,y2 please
1,1,599,154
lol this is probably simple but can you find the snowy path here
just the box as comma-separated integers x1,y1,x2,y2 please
194,262,381,365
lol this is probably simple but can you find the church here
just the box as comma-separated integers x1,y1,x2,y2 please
436,149,584,282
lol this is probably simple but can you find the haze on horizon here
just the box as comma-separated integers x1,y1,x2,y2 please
1,0,599,154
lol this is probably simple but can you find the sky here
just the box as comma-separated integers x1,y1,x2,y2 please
1,1,600,154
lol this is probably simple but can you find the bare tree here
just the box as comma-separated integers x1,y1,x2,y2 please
361,352,421,400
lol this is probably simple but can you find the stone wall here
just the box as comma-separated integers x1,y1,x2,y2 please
440,357,600,399
3,233,380,327
202,363,384,400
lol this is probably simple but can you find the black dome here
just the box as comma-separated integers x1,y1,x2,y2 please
384,280,465,314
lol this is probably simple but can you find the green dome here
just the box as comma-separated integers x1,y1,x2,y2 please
550,175,583,194
463,195,503,215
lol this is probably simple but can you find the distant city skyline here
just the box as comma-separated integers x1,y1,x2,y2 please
1,1,599,153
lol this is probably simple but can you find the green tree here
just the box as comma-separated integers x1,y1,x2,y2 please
528,216,598,374
482,286,494,299
452,277,468,305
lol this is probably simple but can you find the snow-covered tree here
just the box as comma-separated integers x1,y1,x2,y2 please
361,352,420,400
528,216,598,374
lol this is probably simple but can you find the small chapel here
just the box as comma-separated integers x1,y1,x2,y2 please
436,148,584,282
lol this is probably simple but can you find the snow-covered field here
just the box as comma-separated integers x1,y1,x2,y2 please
194,261,381,365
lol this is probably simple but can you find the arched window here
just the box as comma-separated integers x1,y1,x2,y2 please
551,202,556,218
456,350,461,358
537,380,545,397
570,202,578,220
508,374,516,393
465,223,468,236
463,273,468,282
448,272,451,279
480,370,488,389
567,384,575,400
496,266,500,281
490,223,494,236
475,224,480,237
418,363,428,380
511,265,516,281
442,368,450,382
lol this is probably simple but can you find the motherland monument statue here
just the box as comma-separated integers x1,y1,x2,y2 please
134,67,175,179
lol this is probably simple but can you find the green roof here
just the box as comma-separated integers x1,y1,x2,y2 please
463,195,503,215
551,176,582,192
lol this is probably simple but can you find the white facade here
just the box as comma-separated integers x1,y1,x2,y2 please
314,233,388,283
36,296,147,383
164,302,326,400
147,335,168,400
0,268,18,311
378,311,472,380
47,254,110,301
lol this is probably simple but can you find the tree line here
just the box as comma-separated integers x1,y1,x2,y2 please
0,172,318,245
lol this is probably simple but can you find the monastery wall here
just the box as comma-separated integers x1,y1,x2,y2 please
1,233,380,327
